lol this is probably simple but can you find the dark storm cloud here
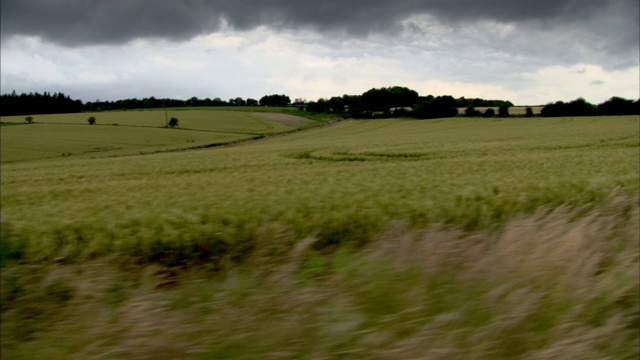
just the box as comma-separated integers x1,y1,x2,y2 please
2,0,638,54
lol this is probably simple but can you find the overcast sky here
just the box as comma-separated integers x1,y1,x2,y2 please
1,0,638,105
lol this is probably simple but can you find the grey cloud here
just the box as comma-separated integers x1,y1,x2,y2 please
2,1,636,41
0,0,218,45
1,0,638,67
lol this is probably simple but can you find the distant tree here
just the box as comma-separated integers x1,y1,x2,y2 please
567,98,596,116
209,97,224,106
597,96,638,115
361,88,389,111
391,107,411,117
168,117,179,128
483,108,495,117
259,94,291,106
412,96,458,119
87,116,96,125
246,98,259,106
460,97,514,108
540,101,565,117
525,107,533,117
25,116,33,124
328,96,346,113
498,105,510,117
342,94,364,117
541,98,596,117
187,96,202,107
1,91,83,116
361,86,419,112
140,97,153,108
465,106,480,117
293,98,307,106
306,99,329,113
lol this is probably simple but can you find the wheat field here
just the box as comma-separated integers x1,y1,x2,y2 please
1,115,638,358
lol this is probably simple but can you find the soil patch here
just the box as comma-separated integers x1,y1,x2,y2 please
252,112,316,127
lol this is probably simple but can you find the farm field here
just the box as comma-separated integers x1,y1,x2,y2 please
1,115,639,358
0,109,320,163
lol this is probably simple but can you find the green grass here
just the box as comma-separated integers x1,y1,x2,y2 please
1,115,638,358
0,109,320,163
2,116,637,260
0,124,252,163
0,109,312,132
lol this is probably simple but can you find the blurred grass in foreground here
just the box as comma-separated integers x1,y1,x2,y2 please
1,194,637,359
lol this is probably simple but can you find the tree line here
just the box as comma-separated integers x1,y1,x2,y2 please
2,87,638,119
301,86,514,119
0,92,291,116
540,97,639,117
300,86,639,119
82,94,292,112
1,91,83,116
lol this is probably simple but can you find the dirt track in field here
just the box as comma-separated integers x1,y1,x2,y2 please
252,112,316,127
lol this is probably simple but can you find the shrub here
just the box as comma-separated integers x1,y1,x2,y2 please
465,106,480,117
525,107,533,117
483,108,495,117
0,223,27,267
498,105,510,117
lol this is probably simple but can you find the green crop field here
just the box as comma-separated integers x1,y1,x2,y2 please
1,115,638,359
0,109,320,163
0,109,312,132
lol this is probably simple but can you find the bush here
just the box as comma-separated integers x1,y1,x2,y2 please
0,223,27,267
465,106,480,117
87,116,96,125
498,105,510,117
483,108,495,117
412,100,458,119
168,117,179,128
525,107,533,117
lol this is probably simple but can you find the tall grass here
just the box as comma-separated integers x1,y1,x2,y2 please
1,194,637,359
1,116,638,357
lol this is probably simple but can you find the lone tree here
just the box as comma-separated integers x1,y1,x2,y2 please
87,116,96,125
498,105,510,117
259,94,291,107
483,108,496,117
525,107,533,117
465,106,480,117
168,117,179,128
25,116,33,124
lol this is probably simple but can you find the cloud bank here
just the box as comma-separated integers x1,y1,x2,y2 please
2,0,637,55
1,0,638,104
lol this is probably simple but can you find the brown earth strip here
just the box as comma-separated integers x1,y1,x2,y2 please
252,112,316,127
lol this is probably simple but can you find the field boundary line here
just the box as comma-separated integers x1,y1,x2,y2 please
102,117,351,158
